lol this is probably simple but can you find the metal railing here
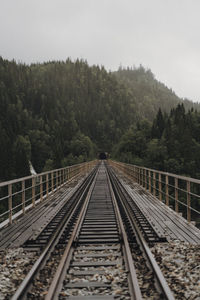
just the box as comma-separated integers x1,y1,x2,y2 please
0,160,97,227
109,160,200,226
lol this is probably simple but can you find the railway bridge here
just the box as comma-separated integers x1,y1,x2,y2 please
0,160,200,299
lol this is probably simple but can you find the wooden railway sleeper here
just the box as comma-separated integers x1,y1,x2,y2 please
107,165,175,300
108,168,166,244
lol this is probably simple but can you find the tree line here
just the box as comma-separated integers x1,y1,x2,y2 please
0,56,199,181
113,104,200,179
0,58,135,180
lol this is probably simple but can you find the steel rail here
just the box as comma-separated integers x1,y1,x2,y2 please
45,168,98,300
11,166,98,300
106,169,143,300
109,166,164,243
46,163,142,300
107,166,175,300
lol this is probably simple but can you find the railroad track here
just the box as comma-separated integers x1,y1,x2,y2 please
11,162,175,300
107,166,167,244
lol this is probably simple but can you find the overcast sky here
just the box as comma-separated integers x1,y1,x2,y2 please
0,0,200,102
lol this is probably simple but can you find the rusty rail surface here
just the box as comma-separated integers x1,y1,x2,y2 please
0,160,97,226
109,160,200,225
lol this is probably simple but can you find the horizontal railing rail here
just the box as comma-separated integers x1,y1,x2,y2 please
109,160,200,226
0,160,97,227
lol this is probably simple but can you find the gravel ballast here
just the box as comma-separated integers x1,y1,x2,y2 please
151,240,200,299
0,248,37,299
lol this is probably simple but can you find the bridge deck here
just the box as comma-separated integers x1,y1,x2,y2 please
0,177,84,249
119,174,200,244
0,170,200,249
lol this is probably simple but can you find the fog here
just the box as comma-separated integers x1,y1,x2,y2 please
0,0,200,101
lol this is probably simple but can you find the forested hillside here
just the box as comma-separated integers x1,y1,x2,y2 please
0,57,199,181
114,66,200,121
0,57,136,180
113,104,200,179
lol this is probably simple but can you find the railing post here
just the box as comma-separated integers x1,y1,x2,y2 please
58,170,62,189
145,169,147,190
59,170,61,187
66,168,68,181
60,169,62,187
72,166,73,178
136,167,139,183
46,174,49,197
40,175,43,202
159,173,162,201
61,169,63,185
153,172,156,196
32,177,35,207
166,175,169,206
8,184,12,224
138,168,140,185
64,168,66,183
138,168,140,184
131,165,134,180
56,171,58,189
148,170,151,193
175,177,178,212
51,172,54,192
187,181,191,222
58,170,60,188
22,180,25,214
141,169,143,186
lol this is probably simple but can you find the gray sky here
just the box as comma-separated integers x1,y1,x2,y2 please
1,0,200,102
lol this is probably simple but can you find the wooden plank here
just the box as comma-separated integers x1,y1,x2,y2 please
71,260,122,267
78,239,119,244
71,270,109,276
80,231,118,235
76,245,120,251
0,186,74,248
67,296,115,300
123,181,200,244
65,282,111,288
75,253,120,258
82,225,116,228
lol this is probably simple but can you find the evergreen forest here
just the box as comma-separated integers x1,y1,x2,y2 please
1,56,200,182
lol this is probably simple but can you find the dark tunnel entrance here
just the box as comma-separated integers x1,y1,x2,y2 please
99,152,107,160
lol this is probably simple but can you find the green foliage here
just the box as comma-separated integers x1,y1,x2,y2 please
13,135,31,178
0,57,134,180
145,139,168,169
1,57,200,181
113,104,200,179
114,66,200,121
112,120,151,165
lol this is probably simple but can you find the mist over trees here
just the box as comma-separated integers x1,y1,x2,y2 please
0,57,200,181
114,66,200,120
